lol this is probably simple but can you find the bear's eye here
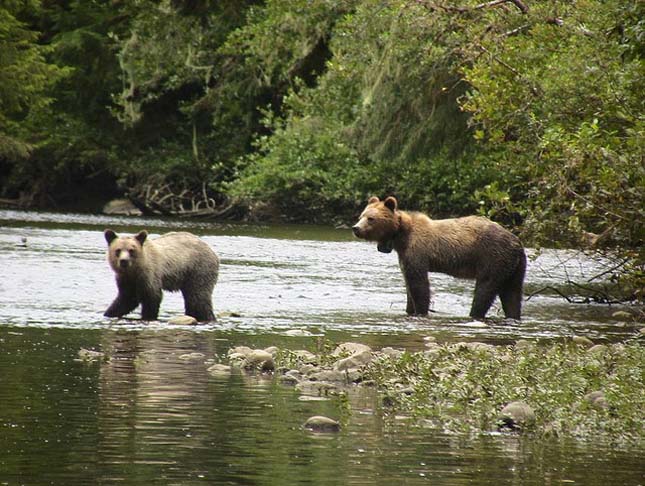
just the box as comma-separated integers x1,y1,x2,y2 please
367,217,375,223
115,249,121,257
130,249,137,257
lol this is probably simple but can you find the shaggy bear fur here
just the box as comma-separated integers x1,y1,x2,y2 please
352,196,526,319
104,229,219,322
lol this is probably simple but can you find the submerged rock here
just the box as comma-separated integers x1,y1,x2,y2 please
179,352,205,361
279,372,301,386
77,348,105,362
498,401,536,430
304,416,341,432
207,363,232,376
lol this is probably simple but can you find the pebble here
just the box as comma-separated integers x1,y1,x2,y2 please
304,416,341,432
168,315,198,325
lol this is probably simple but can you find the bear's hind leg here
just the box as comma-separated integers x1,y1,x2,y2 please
499,254,526,319
499,286,522,319
470,278,499,320
182,287,215,322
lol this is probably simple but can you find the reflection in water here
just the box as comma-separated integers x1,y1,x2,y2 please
1,211,643,485
1,328,643,485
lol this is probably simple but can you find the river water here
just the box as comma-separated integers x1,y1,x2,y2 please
0,210,642,485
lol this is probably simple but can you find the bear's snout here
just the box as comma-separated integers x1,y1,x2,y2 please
352,225,362,237
118,259,130,269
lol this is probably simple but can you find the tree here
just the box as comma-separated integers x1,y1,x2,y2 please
0,1,67,203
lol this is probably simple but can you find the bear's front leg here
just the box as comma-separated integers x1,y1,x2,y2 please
104,289,139,318
140,292,162,321
402,266,430,316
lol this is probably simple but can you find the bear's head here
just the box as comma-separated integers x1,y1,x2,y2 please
352,196,399,253
105,229,148,274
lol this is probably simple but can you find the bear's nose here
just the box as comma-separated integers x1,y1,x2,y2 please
352,225,361,236
119,259,129,268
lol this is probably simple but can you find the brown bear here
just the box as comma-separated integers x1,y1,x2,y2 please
104,229,219,322
352,196,526,319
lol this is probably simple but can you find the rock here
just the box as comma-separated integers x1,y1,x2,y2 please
279,373,301,386
584,391,609,410
293,350,318,364
514,340,535,351
572,336,594,348
309,369,362,384
611,310,633,320
454,342,494,352
298,364,318,375
77,348,105,362
422,348,442,359
178,352,205,361
334,349,373,371
168,315,198,326
304,416,341,432
423,336,437,343
207,364,232,376
243,349,275,372
102,198,142,216
380,347,404,359
263,346,279,356
332,342,372,357
587,344,608,355
228,346,253,357
639,327,645,335
498,401,536,430
228,352,248,366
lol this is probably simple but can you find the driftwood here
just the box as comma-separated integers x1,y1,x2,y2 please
127,178,235,218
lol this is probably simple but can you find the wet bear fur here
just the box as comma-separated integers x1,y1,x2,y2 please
104,229,219,322
352,196,526,319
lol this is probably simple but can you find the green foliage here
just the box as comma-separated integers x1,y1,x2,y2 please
0,0,642,292
231,0,492,220
0,2,67,163
459,0,644,296
364,342,645,442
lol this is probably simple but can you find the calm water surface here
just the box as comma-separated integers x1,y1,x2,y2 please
0,210,642,485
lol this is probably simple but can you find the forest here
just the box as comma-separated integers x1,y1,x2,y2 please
0,0,643,298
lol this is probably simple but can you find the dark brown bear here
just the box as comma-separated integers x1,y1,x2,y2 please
352,196,526,319
104,229,219,322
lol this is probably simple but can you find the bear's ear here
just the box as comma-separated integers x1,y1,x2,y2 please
135,230,148,246
104,229,117,245
384,196,398,212
368,196,380,204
